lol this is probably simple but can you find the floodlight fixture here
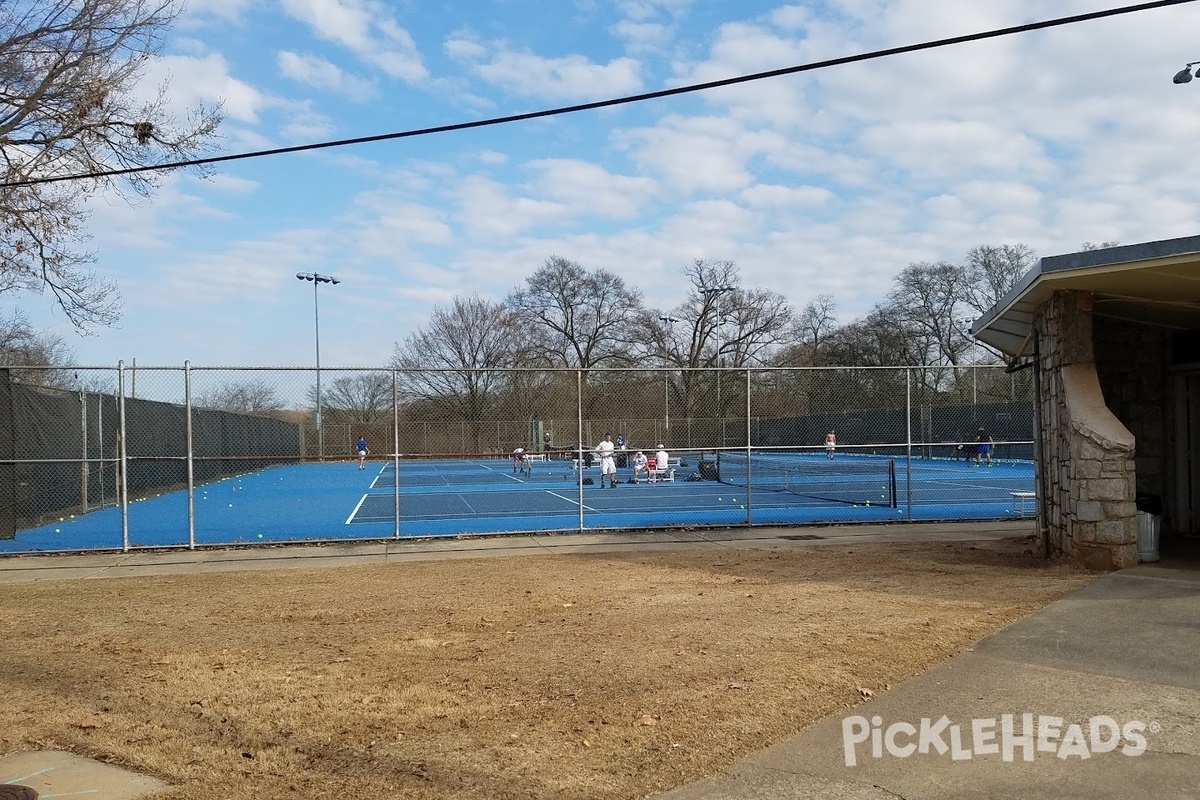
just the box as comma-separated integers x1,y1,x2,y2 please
1173,62,1198,84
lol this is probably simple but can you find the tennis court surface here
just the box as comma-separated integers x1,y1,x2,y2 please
1,451,1035,553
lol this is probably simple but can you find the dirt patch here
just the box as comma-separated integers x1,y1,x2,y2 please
0,536,1094,799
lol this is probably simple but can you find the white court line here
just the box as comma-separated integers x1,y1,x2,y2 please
547,490,595,511
345,494,369,525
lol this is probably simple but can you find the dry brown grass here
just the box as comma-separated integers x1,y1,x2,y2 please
0,536,1094,800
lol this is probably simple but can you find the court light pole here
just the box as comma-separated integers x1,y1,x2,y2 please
659,316,680,431
296,272,340,458
700,286,734,418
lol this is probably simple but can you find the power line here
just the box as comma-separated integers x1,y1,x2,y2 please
3,0,1195,189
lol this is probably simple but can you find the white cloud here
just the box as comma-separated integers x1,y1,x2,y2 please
279,0,428,82
611,20,671,52
528,159,659,219
466,47,643,101
616,115,754,194
452,176,570,240
277,51,375,99
740,184,834,209
141,53,266,123
190,174,262,195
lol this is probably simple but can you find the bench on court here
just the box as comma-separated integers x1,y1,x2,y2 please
1011,491,1036,516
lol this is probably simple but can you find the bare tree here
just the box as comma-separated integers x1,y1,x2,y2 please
888,261,971,367
962,244,1036,316
655,259,793,417
0,308,75,386
392,295,527,412
195,379,283,415
0,0,223,329
507,256,647,370
775,293,836,366
312,373,393,425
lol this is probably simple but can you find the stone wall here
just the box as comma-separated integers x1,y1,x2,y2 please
1035,290,1138,569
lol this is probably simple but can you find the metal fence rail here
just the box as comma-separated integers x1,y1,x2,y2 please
0,363,1035,553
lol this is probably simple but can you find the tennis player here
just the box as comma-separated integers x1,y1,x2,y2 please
825,430,836,460
654,444,670,482
632,450,649,483
975,428,994,467
595,433,618,488
512,446,531,475
356,437,368,470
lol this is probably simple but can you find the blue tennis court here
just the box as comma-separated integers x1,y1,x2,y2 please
0,452,1036,553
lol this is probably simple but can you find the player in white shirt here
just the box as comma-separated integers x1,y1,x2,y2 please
595,433,618,488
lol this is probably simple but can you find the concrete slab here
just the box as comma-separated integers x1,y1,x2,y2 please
973,566,1200,690
0,751,166,799
654,565,1200,800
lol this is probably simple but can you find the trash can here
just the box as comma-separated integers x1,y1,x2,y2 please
1135,493,1162,563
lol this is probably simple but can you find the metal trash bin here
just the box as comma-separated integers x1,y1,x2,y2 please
1135,493,1162,563
1136,512,1160,563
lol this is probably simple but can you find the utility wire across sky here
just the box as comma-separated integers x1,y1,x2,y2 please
2,0,1195,189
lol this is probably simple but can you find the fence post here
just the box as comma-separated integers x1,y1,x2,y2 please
185,362,196,550
80,387,88,511
118,360,130,552
576,369,584,533
393,369,401,540
744,367,752,525
905,367,913,519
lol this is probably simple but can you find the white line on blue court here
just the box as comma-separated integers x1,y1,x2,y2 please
547,490,594,511
345,494,369,525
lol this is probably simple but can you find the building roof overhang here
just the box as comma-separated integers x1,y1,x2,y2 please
970,235,1200,359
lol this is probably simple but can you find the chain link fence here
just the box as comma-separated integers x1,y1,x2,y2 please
0,363,1034,553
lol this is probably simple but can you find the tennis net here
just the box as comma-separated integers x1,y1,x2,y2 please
715,450,898,507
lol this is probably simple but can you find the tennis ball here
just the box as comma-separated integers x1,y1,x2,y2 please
69,514,75,519
865,501,871,507
228,503,233,508
257,534,263,539
54,528,61,533
59,517,64,522
717,497,722,501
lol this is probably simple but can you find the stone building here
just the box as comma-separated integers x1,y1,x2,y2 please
972,235,1200,569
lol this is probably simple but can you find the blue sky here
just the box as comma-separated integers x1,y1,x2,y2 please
20,0,1200,367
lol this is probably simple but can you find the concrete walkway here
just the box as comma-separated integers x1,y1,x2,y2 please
0,520,1028,583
